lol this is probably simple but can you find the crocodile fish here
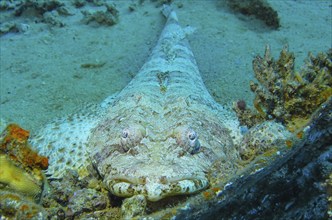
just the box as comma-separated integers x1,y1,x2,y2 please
31,6,241,202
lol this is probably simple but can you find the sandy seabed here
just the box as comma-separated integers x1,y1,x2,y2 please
0,0,331,132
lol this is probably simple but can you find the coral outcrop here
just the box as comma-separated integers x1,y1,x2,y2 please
0,0,69,35
0,124,49,218
81,2,119,26
234,46,332,133
0,124,48,198
40,169,122,219
0,124,48,171
0,155,42,197
238,121,293,162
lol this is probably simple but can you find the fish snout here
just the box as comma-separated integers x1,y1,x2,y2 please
108,175,208,201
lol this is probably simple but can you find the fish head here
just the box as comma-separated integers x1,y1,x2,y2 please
89,95,237,201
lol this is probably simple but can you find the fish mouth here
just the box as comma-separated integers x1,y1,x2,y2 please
106,177,208,201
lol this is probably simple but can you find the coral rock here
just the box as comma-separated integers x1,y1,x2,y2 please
0,124,48,199
239,121,293,162
0,155,42,197
234,46,332,132
0,191,46,219
0,124,48,170
67,188,108,218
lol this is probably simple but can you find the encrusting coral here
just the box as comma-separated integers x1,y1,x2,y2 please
0,124,48,199
234,46,332,133
0,155,42,197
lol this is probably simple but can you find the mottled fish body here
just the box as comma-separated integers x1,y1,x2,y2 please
31,6,240,201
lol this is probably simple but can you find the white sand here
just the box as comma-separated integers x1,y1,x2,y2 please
0,0,331,131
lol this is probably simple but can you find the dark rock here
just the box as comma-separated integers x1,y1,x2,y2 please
225,0,280,29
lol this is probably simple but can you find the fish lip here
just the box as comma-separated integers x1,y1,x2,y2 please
107,177,209,201
109,174,206,184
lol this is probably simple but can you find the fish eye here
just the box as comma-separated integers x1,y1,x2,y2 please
120,125,146,151
174,126,201,154
122,129,129,138
188,130,197,141
187,129,200,154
